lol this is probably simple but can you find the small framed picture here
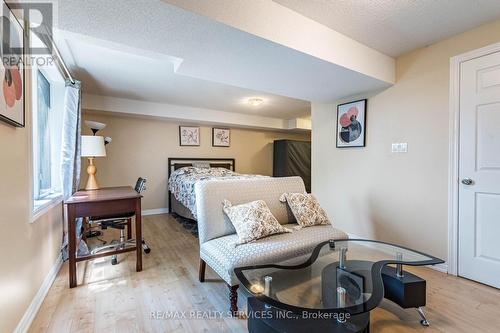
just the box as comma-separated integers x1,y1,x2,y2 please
179,126,200,146
212,128,230,147
336,99,367,148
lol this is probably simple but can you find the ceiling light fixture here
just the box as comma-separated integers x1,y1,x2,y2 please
248,98,264,107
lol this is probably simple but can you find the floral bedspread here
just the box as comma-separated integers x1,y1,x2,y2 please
168,167,268,217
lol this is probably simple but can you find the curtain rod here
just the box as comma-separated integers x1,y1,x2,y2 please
38,24,76,84
48,35,76,84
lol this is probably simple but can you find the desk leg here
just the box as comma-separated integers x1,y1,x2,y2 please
127,218,132,240
135,198,143,272
67,204,77,288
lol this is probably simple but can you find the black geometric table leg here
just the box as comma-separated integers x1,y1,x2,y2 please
381,265,430,326
416,307,430,326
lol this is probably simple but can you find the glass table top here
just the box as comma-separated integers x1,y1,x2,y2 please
234,239,443,315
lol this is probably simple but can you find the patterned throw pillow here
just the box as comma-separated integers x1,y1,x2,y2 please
279,192,330,227
222,199,292,245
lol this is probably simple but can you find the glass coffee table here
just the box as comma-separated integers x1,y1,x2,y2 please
235,239,444,333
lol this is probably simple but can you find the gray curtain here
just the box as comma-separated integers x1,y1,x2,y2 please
60,79,85,260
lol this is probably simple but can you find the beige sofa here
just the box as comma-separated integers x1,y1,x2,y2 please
194,176,347,313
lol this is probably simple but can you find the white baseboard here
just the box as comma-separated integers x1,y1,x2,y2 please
14,254,63,333
429,263,448,273
346,232,448,274
142,207,169,216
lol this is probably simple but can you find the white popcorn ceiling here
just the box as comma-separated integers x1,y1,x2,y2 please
273,0,500,57
55,0,391,115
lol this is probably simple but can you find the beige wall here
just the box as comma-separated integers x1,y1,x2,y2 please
81,112,310,210
0,68,63,331
312,19,500,260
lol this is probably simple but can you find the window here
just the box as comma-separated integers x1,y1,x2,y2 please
31,63,65,218
35,71,52,198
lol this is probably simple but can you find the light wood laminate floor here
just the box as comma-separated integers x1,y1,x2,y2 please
30,214,500,332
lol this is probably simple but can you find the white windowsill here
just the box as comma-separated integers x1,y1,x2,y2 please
31,193,63,223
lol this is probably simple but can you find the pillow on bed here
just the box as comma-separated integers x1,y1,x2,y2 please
279,192,330,227
222,199,291,245
192,162,211,168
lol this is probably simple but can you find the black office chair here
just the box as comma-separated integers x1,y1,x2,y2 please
89,177,151,265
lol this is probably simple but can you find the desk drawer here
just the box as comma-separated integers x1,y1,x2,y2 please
72,199,138,218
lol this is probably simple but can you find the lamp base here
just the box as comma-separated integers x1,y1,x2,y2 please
85,157,100,190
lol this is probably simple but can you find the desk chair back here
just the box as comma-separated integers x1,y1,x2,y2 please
135,177,146,193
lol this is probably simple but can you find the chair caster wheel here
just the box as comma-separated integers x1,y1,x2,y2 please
111,256,118,265
420,319,430,327
144,248,151,254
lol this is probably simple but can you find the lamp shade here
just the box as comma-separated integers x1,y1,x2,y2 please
81,135,106,157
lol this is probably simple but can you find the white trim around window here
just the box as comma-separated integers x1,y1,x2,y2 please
31,194,63,223
29,52,65,223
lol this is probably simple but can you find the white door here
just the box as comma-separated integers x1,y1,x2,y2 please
458,50,500,288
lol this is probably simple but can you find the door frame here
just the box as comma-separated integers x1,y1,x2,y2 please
448,41,500,276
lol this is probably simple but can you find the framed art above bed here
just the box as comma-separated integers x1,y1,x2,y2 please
212,128,230,147
179,126,200,146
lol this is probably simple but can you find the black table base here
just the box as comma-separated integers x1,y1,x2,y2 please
381,266,426,309
247,297,370,333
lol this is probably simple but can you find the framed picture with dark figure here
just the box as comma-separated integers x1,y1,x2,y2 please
336,99,366,148
212,127,230,147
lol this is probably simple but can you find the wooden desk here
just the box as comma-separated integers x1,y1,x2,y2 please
65,186,143,288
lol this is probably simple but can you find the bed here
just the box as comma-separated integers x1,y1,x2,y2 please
167,158,267,220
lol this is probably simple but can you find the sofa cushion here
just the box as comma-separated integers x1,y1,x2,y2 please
223,199,292,245
200,224,348,285
279,192,330,227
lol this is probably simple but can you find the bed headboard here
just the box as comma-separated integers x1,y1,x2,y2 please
168,158,236,179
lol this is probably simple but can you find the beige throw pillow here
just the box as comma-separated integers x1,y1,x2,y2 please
279,192,330,227
222,199,291,245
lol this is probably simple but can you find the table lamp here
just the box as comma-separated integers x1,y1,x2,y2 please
81,135,106,190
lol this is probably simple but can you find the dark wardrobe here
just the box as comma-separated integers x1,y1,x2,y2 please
273,140,311,192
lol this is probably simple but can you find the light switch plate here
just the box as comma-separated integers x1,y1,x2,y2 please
392,143,408,153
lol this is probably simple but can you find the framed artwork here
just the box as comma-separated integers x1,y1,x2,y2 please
179,126,200,146
212,127,230,147
336,99,366,148
0,1,25,127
